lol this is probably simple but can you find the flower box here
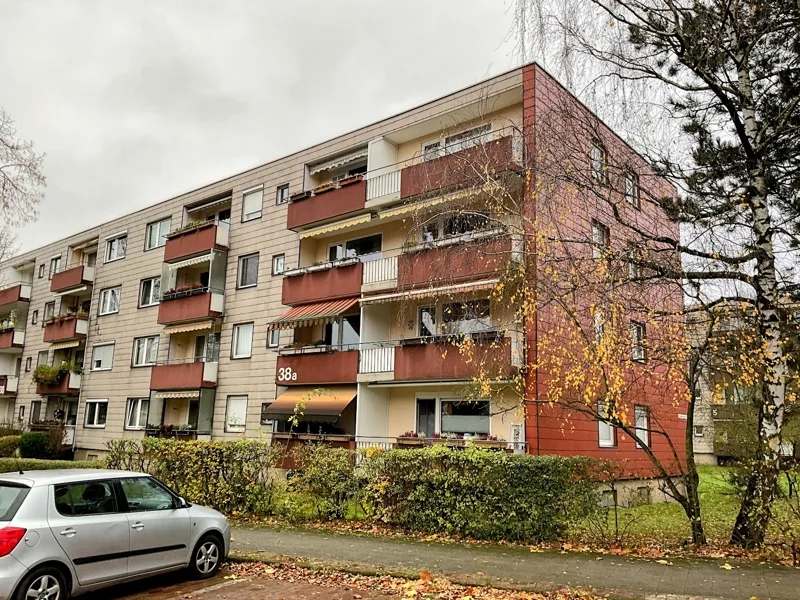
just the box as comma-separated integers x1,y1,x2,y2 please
338,174,364,187
290,191,311,203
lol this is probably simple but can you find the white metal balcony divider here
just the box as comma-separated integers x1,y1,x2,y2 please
362,255,398,284
366,170,400,201
359,346,395,373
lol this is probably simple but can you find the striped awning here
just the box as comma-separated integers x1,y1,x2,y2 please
164,320,215,335
263,386,356,422
56,286,89,297
309,148,368,175
50,340,81,350
168,253,212,270
378,186,491,220
298,214,372,239
360,279,500,305
153,390,201,400
270,297,359,330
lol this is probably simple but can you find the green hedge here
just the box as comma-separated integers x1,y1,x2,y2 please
0,458,100,473
0,436,20,458
18,432,52,459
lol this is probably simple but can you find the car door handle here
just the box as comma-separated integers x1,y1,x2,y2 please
60,528,76,537
131,522,145,530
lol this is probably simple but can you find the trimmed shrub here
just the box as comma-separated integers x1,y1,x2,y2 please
287,445,360,520
0,436,20,458
0,425,22,438
18,432,51,459
0,458,99,473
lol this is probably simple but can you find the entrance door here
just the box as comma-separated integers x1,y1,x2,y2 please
416,399,436,437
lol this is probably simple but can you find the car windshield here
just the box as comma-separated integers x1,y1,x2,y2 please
0,483,29,521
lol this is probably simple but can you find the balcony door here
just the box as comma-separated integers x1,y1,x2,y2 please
416,399,436,437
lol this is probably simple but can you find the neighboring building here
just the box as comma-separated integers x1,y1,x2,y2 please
0,63,687,471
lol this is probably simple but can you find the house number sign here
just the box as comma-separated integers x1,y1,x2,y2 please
277,366,298,382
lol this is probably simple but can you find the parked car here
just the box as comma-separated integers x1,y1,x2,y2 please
0,469,230,599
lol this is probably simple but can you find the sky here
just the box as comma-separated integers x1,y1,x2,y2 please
0,0,519,252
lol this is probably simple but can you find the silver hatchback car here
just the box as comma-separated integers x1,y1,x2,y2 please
0,469,230,600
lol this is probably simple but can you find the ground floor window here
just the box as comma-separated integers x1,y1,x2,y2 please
85,400,108,428
415,397,491,437
126,398,150,430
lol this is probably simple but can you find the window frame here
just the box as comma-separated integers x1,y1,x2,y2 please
267,328,280,348
271,254,285,276
43,301,55,322
138,276,161,308
90,342,115,372
631,321,647,362
132,335,160,367
237,253,260,289
591,220,610,259
84,399,108,429
589,140,608,184
422,123,492,161
693,425,705,438
276,184,290,205
624,169,641,209
31,310,38,325
98,285,122,316
225,395,248,433
231,322,254,359
241,187,264,222
627,244,642,280
597,402,616,448
49,256,61,280
634,405,650,448
24,357,31,372
37,350,49,367
105,235,128,263
38,264,45,279
53,480,118,517
125,398,151,431
418,305,437,337
144,217,172,251
118,476,178,512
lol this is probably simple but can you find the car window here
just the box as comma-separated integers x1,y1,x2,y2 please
120,477,176,512
54,481,118,516
0,484,29,521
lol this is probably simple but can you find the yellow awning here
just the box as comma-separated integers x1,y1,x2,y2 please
164,320,215,335
168,253,212,270
378,186,489,220
360,279,500,305
50,340,81,350
153,390,201,399
298,214,372,239
309,148,368,175
263,386,356,422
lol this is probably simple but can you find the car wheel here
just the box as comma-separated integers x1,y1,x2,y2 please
189,534,222,579
15,566,68,600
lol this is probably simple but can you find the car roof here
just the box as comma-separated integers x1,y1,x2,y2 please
0,469,149,487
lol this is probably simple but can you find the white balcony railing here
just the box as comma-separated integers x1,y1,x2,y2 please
359,346,395,374
366,170,401,202
362,256,398,285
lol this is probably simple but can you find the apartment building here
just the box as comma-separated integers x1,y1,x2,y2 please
0,63,687,471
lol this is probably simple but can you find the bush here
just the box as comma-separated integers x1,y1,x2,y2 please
362,446,601,542
31,364,66,386
0,424,22,438
0,436,20,458
0,458,100,473
287,445,361,520
18,432,52,459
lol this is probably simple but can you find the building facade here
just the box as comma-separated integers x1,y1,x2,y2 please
0,63,686,471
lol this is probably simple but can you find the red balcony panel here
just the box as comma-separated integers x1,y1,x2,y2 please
0,376,17,395
42,316,88,343
275,350,359,385
282,262,363,306
394,338,512,381
150,362,217,391
164,222,224,262
397,235,511,290
287,179,367,230
0,285,29,309
157,292,220,324
400,136,519,199
36,373,81,396
50,265,92,293
0,330,22,350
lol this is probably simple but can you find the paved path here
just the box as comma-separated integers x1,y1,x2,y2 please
232,526,800,600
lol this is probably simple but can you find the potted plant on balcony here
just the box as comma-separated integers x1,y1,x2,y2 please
290,190,311,202
471,434,506,450
313,182,337,195
338,174,364,187
32,365,67,387
396,431,426,447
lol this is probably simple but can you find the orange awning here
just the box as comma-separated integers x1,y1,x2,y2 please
269,297,359,330
263,386,357,422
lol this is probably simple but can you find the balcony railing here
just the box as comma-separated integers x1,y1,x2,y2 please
0,329,25,351
359,345,395,374
50,264,95,294
362,256,398,287
164,221,230,263
0,284,31,309
157,287,224,324
366,170,401,206
282,259,363,305
0,376,18,395
150,358,219,391
287,177,367,230
43,315,88,343
36,371,82,396
394,335,512,382
275,347,359,385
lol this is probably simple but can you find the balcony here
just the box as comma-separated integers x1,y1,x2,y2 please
0,376,18,395
282,259,363,306
394,336,513,382
397,232,511,290
36,371,82,396
43,315,88,343
400,135,521,199
50,265,95,294
0,328,24,351
275,348,359,385
287,177,367,230
164,221,230,263
150,359,219,391
157,288,224,325
0,284,31,310
362,256,398,293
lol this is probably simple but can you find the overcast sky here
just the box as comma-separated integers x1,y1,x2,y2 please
0,0,518,252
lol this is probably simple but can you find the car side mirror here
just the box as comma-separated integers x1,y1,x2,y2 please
177,496,189,508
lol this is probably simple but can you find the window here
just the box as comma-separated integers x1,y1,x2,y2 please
30,400,42,423
237,253,259,288
24,357,31,372
37,350,48,367
598,402,616,447
440,400,490,436
627,244,642,280
418,306,437,337
276,184,290,204
260,403,272,426
43,302,55,322
139,276,161,307
323,314,360,349
594,312,605,344
631,322,646,362
694,425,705,438
442,299,492,336
105,234,127,262
232,323,254,358
591,221,610,258
625,170,640,208
99,286,122,316
31,310,38,325
635,405,649,448
0,484,29,521
422,221,439,243
145,218,171,250
443,212,489,237
132,335,160,367
242,187,263,222
267,328,280,348
125,398,149,430
423,123,492,160
225,396,248,432
272,254,285,276
328,234,382,262
416,399,436,437
38,264,45,279
589,140,607,183
90,343,115,371
49,256,61,279
54,481,117,516
85,400,108,428
120,477,175,511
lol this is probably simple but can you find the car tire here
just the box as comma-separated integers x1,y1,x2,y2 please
189,534,223,580
15,565,69,600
